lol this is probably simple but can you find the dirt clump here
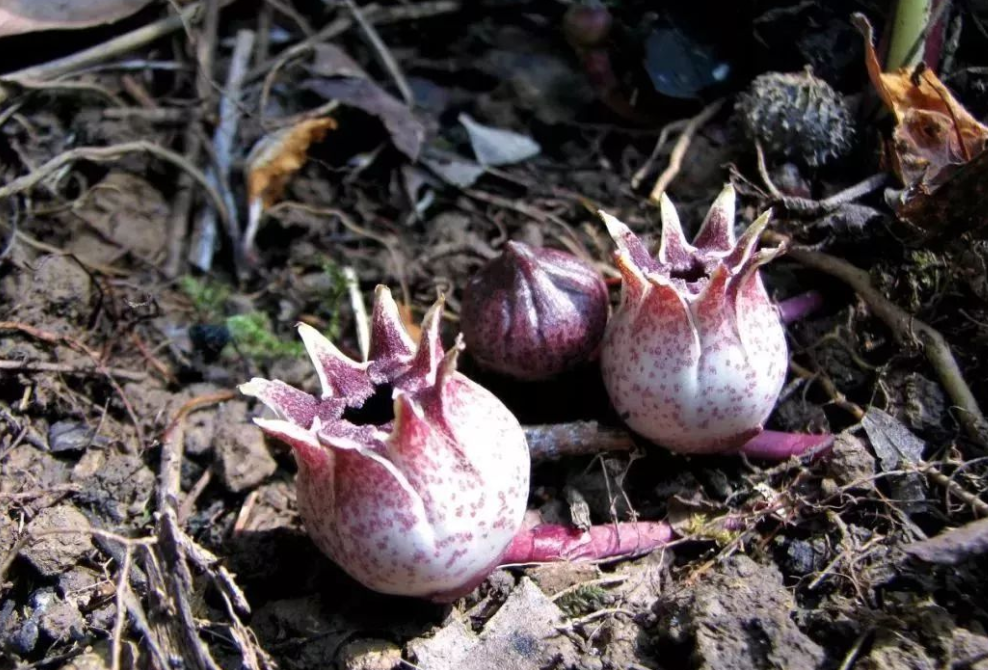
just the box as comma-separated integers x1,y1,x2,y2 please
656,555,825,670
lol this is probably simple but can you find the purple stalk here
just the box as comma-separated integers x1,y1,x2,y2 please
777,290,825,325
738,430,834,460
500,521,674,564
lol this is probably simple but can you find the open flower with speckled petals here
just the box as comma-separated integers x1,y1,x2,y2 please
599,185,789,455
240,287,530,600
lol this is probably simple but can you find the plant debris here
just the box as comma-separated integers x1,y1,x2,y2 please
2,1,988,668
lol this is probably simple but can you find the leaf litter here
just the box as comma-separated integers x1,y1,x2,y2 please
2,2,988,670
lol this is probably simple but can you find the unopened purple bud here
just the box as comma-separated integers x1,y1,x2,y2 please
461,241,609,381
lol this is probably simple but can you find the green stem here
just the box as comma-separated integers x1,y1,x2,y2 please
886,0,932,70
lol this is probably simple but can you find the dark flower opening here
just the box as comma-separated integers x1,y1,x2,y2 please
670,257,708,284
343,384,396,426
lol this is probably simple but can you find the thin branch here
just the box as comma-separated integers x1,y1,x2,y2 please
0,141,231,238
0,358,148,382
649,99,724,203
772,236,988,448
343,0,414,105
2,1,238,83
189,29,255,274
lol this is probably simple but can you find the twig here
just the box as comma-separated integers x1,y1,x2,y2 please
189,29,255,274
755,140,783,199
111,545,134,670
755,142,889,215
0,142,231,237
649,99,724,203
343,267,371,361
836,627,874,670
0,405,47,450
630,118,689,190
245,1,460,84
772,236,988,447
0,359,148,382
789,360,866,420
177,468,213,525
777,174,890,215
2,1,237,83
525,422,636,462
923,465,988,516
155,390,238,670
344,0,414,105
163,0,218,277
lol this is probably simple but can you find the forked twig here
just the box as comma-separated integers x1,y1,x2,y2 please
0,141,231,237
770,234,988,448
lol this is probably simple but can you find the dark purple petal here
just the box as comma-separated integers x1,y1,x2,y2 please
239,378,317,427
298,323,375,403
692,184,737,253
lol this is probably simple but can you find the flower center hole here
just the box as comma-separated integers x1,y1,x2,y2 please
671,259,708,284
343,384,396,426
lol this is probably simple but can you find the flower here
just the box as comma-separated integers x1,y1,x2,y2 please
599,185,787,454
461,241,609,380
240,287,530,600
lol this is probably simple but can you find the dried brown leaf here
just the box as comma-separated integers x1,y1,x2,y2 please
905,517,988,565
245,118,338,208
855,13,988,190
304,78,424,160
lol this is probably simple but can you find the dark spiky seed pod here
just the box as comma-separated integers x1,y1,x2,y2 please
735,70,854,167
461,241,609,381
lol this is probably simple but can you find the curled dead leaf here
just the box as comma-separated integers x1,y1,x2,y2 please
0,0,155,37
241,117,337,259
854,13,988,240
245,117,338,209
854,13,988,189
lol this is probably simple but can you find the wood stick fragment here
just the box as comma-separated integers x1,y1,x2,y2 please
189,29,255,274
526,421,636,462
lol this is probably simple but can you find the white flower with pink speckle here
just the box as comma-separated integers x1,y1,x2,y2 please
599,185,788,455
240,287,530,600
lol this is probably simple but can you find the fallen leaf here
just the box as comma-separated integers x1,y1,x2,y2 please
420,149,486,188
406,578,579,670
862,408,927,511
854,14,988,190
309,43,368,80
905,517,988,565
459,113,541,167
305,78,424,160
0,0,154,37
242,117,337,257
245,117,338,209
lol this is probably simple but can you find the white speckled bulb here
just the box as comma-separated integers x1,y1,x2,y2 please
599,186,788,454
240,287,530,600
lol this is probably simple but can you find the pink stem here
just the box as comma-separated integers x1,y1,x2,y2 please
738,430,833,460
777,290,825,325
500,521,675,564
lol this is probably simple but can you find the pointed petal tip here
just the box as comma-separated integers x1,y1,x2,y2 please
238,378,266,398
729,209,779,269
442,333,464,373
598,210,631,240
373,284,393,301
296,321,366,399
369,284,416,361
693,183,738,252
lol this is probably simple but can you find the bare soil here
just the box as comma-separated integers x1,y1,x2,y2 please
3,1,988,669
